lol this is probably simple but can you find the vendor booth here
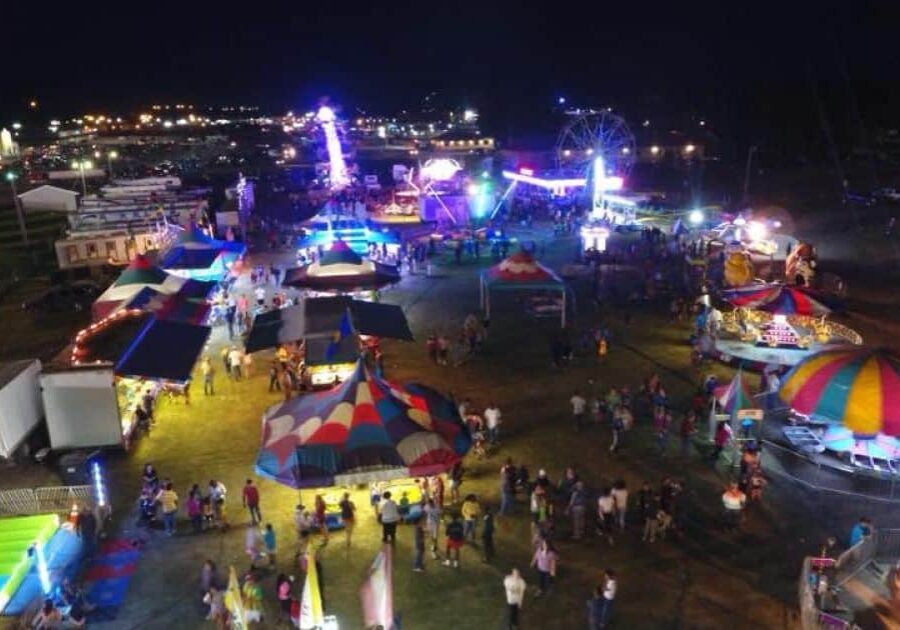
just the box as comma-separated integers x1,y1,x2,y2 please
256,358,471,491
160,225,246,281
245,297,413,387
480,252,567,328
41,311,210,450
284,241,400,295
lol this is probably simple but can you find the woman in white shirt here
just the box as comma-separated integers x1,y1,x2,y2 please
596,488,616,545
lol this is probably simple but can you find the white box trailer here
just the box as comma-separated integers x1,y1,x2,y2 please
40,367,123,450
0,360,43,458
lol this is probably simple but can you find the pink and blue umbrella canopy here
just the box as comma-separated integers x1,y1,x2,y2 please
256,361,471,488
722,283,831,316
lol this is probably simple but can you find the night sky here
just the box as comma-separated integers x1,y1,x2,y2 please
4,2,900,150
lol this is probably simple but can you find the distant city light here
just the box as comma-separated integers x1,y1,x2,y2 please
621,147,630,154
699,120,706,126
650,145,660,155
643,119,650,127
29,100,37,109
463,109,477,122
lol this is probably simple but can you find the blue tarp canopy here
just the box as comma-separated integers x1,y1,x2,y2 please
115,319,210,382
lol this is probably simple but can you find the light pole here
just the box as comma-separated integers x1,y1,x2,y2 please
72,159,91,195
5,172,28,244
107,150,118,178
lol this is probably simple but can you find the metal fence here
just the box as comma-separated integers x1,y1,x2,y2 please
0,485,94,516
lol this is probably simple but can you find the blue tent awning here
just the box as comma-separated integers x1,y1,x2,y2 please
115,319,210,382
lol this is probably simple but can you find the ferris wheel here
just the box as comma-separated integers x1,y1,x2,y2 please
555,110,636,179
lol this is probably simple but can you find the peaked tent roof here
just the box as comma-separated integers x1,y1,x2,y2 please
256,360,471,488
483,252,563,289
283,241,400,292
113,255,170,287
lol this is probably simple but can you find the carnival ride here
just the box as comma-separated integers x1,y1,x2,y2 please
779,348,900,476
284,241,400,294
555,110,636,179
316,106,350,190
713,283,861,367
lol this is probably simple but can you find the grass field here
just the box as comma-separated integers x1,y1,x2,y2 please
90,231,801,630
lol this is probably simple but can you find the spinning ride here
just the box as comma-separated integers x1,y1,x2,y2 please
556,110,636,179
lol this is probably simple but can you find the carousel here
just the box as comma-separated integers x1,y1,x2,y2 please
779,347,900,477
713,283,862,367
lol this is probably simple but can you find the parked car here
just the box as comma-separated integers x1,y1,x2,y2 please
22,281,103,313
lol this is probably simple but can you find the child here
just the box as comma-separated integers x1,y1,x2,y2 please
471,428,487,458
264,523,277,565
201,497,214,530
370,482,383,516
749,469,767,502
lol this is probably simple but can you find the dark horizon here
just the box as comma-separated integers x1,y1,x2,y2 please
5,2,900,157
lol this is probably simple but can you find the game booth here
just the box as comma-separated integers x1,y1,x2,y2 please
244,296,413,388
713,283,862,367
255,358,471,528
284,241,400,297
480,252,568,328
41,310,210,450
159,224,246,282
778,347,900,477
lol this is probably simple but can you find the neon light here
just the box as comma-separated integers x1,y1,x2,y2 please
421,158,461,181
689,209,704,225
92,461,107,508
316,106,349,190
501,170,586,189
592,156,605,208
600,194,637,208
519,167,534,176
34,543,51,595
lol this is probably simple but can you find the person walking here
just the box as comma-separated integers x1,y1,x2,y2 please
449,463,464,504
76,507,98,558
596,487,615,545
588,584,605,630
722,482,746,532
413,518,426,572
242,479,262,525
530,538,558,597
245,524,263,570
461,494,481,541
201,356,215,395
157,482,179,537
208,480,227,528
187,491,202,534
610,406,625,454
424,498,442,559
567,481,587,540
228,346,243,380
339,492,356,549
570,389,587,432
263,523,277,565
482,507,495,562
504,568,527,630
379,491,400,544
612,479,628,530
500,458,516,515
443,514,465,568
599,569,617,627
484,403,502,445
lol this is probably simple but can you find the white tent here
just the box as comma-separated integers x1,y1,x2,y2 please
17,185,80,213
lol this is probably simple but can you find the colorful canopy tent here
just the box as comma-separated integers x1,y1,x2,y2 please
714,369,754,413
780,347,900,436
283,241,400,292
92,255,187,321
244,297,413,354
114,286,211,325
72,310,210,382
721,283,832,317
480,252,567,328
160,225,246,281
256,360,471,488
